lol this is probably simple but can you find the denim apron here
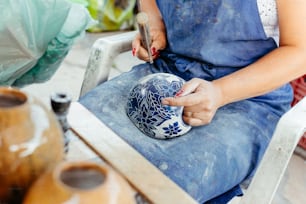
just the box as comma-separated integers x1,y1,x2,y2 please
80,0,293,203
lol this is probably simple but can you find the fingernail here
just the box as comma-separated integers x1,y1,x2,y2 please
132,48,136,56
175,89,184,97
152,51,160,57
151,47,157,55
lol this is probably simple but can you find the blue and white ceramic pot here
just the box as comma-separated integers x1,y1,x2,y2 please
126,73,191,139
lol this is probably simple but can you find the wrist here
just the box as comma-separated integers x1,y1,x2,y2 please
212,80,227,108
148,17,165,32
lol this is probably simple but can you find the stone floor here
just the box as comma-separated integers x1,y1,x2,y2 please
22,32,306,204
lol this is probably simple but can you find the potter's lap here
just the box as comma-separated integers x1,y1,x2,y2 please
79,64,282,202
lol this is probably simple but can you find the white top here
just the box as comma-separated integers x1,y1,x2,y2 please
257,0,279,45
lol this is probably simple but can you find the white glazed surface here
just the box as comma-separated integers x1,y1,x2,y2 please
126,73,191,139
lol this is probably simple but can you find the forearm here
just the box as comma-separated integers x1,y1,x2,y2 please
137,0,165,31
214,0,306,107
214,46,306,106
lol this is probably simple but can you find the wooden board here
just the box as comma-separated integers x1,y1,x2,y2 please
68,102,197,204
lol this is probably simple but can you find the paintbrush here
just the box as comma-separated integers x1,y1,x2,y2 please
136,1,153,64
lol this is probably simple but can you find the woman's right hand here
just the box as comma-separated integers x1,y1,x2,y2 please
132,27,167,62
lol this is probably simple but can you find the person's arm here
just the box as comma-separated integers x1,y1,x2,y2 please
213,0,306,106
137,0,164,31
163,0,306,126
132,0,166,61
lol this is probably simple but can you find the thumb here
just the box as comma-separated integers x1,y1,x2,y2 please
150,31,166,54
175,78,202,97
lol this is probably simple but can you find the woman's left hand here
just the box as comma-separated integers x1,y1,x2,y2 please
162,78,223,126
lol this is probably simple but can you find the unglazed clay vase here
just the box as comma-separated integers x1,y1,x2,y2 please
126,73,191,139
0,87,64,203
23,161,136,204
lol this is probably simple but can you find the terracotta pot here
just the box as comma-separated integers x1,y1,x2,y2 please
23,161,136,204
0,87,64,203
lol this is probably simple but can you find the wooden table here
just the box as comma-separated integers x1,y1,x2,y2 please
66,102,197,204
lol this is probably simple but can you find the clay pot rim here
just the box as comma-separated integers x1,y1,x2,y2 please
53,161,108,192
0,86,28,108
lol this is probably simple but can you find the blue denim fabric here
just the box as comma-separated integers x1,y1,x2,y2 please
156,0,277,67
80,63,293,203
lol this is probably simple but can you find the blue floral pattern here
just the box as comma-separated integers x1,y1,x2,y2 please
126,73,191,139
